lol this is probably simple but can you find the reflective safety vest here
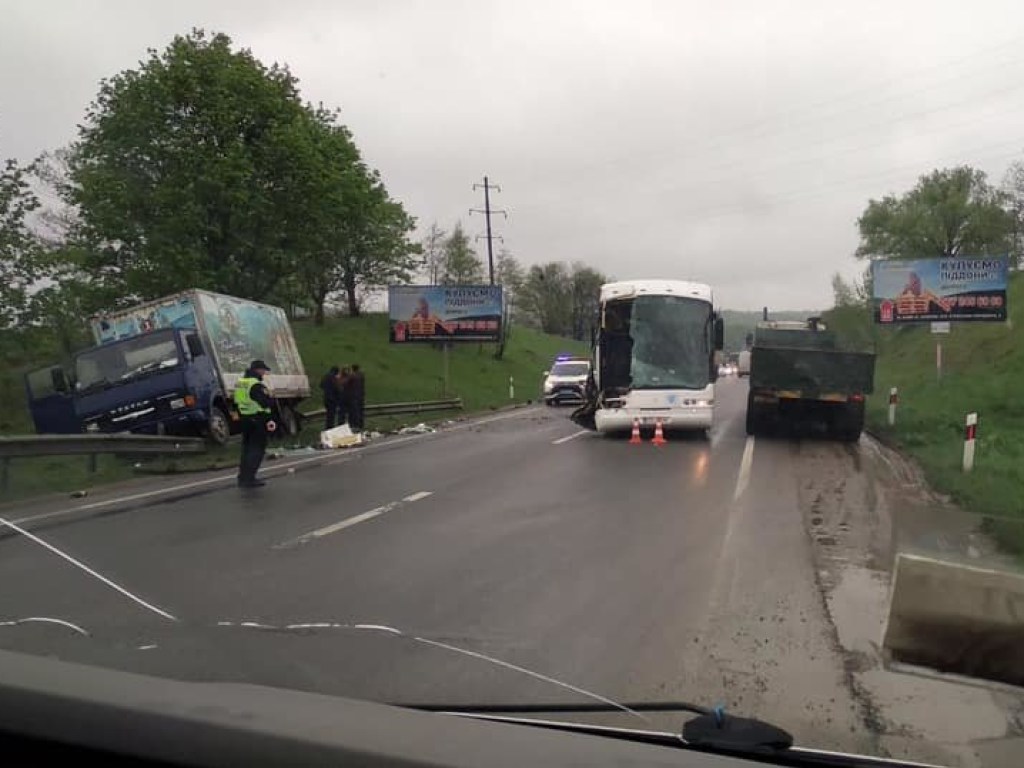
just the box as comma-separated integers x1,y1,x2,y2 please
234,376,271,416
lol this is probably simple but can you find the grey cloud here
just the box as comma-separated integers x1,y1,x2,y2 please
2,0,1022,309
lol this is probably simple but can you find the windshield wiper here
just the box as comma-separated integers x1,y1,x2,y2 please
77,378,112,395
402,705,936,767
120,358,178,382
398,700,792,751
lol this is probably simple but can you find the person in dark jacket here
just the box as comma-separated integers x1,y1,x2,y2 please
348,364,366,431
321,366,342,430
234,360,276,488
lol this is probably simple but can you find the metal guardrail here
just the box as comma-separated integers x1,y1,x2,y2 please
0,434,207,491
302,397,464,420
0,434,207,458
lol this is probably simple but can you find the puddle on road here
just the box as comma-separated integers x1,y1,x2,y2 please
826,566,887,658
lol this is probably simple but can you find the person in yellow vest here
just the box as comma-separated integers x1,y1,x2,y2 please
234,359,276,488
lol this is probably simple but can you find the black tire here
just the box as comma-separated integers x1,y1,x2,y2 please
206,405,231,446
745,391,761,435
833,401,864,442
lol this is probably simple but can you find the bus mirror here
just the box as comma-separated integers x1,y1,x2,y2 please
714,317,725,350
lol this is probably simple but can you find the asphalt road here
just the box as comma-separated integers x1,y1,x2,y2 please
0,378,1016,765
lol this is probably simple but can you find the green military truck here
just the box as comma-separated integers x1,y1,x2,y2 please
745,318,875,441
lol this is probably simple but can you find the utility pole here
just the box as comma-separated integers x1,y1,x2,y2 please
470,176,507,284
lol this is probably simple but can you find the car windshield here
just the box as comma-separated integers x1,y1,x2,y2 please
551,362,588,377
76,333,181,390
4,6,1023,768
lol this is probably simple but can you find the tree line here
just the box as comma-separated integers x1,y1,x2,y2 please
833,164,1024,306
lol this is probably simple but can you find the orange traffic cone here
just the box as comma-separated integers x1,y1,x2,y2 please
628,418,642,444
651,418,667,446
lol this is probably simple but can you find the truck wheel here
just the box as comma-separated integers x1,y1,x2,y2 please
207,406,231,446
745,392,761,435
834,401,864,442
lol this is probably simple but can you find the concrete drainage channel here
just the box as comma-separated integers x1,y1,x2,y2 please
796,434,1024,768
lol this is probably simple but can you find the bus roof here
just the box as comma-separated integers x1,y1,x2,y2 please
600,280,713,304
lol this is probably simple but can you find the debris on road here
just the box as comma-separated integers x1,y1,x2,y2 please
320,424,364,449
398,423,435,435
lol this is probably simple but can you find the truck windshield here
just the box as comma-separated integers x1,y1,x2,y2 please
76,333,182,391
629,295,712,390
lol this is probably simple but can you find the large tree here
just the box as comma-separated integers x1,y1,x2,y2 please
441,222,484,284
291,108,419,321
856,166,1013,261
420,222,447,284
67,29,316,301
519,260,607,340
1002,160,1024,267
0,159,43,328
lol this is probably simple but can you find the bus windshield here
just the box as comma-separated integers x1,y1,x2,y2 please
628,295,712,390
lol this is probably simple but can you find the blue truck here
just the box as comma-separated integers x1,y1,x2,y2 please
25,290,311,444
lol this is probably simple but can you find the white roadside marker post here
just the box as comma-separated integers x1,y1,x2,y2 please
888,387,898,426
963,412,978,473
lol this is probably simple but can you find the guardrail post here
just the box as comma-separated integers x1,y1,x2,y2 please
87,453,98,474
963,412,977,472
509,376,515,400
888,387,898,426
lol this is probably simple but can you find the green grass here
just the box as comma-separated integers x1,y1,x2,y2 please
1,316,586,502
824,274,1024,556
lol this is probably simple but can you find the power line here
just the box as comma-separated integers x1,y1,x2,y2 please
469,176,507,284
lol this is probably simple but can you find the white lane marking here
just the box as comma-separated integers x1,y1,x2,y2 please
10,407,541,528
291,506,390,544
0,617,90,636
276,490,432,548
0,517,178,622
733,436,755,501
551,429,590,445
402,491,433,502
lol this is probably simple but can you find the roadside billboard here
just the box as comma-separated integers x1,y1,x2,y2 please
871,256,1008,323
389,285,503,343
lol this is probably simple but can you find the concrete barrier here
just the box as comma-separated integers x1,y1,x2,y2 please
882,553,1024,686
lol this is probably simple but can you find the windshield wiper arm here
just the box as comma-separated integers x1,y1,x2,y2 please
397,700,793,752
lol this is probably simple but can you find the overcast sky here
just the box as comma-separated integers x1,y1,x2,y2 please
2,1,1023,309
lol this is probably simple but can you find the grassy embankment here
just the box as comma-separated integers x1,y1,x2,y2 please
2,314,587,501
825,273,1024,555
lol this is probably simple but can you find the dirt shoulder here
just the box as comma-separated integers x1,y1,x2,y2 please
792,435,1024,767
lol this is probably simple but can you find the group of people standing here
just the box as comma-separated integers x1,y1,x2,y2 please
321,364,365,432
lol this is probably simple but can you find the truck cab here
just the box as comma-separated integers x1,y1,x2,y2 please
73,327,228,441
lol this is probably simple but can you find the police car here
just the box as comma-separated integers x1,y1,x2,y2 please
541,356,591,406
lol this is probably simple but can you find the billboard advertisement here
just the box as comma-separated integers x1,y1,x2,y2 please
389,285,503,343
871,256,1008,323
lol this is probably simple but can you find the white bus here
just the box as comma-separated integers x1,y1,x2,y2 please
574,280,724,435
